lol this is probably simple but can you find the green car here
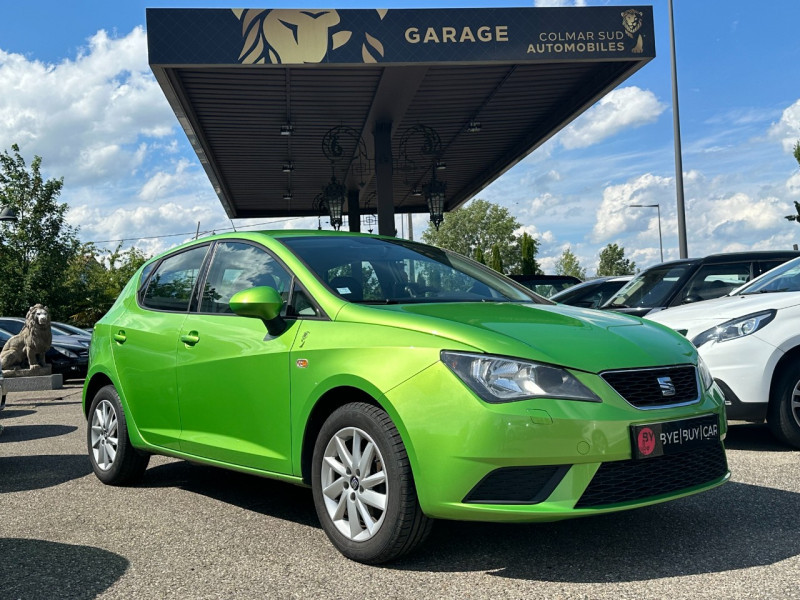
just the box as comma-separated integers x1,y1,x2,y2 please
83,231,729,563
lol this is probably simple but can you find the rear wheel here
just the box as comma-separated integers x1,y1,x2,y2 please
311,402,432,564
87,385,150,485
768,363,800,449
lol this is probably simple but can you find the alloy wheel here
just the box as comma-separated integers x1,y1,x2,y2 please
320,426,388,542
792,380,800,430
90,399,119,471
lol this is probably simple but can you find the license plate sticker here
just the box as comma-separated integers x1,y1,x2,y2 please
631,414,720,459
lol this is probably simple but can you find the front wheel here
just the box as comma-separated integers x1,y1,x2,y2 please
87,385,150,485
311,402,432,564
768,363,800,449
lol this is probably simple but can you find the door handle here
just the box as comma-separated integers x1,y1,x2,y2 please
113,331,127,344
180,331,200,346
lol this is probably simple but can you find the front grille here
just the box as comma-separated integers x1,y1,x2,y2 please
463,465,569,504
602,365,699,408
575,444,728,508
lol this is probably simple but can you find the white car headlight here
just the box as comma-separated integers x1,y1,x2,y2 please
691,310,776,348
441,351,600,404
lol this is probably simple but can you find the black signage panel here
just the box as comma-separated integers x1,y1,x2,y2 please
147,6,655,66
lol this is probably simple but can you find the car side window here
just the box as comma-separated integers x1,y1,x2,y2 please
200,241,292,314
677,262,752,305
141,245,210,312
290,288,318,316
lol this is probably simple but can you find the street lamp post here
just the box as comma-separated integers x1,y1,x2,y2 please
629,203,664,263
669,0,688,259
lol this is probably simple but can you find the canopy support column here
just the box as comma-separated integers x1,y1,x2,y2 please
348,189,361,233
375,121,395,237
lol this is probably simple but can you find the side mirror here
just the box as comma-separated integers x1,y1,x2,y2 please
230,286,286,336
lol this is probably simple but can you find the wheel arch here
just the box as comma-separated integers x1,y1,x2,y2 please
83,372,115,418
300,385,412,486
769,345,800,406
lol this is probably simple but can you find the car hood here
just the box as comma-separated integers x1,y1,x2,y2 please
338,302,695,372
51,333,90,349
647,292,800,331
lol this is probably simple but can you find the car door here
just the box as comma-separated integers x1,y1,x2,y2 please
111,244,210,450
175,240,301,474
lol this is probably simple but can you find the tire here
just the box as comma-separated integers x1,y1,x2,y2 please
311,402,432,564
768,363,800,449
87,385,150,485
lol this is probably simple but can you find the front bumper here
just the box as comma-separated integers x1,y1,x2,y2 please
386,362,729,521
696,334,781,420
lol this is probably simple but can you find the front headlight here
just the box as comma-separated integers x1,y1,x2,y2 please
441,351,600,404
53,346,79,358
691,309,776,348
697,356,714,391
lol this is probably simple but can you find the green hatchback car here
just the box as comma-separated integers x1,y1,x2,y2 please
83,231,729,563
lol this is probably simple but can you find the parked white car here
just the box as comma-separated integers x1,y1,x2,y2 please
647,256,800,448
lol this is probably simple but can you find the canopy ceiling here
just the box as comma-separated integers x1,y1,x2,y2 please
147,6,655,233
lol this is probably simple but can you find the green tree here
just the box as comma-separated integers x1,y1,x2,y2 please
422,199,523,271
472,246,485,265
0,144,81,318
597,243,636,276
63,243,149,326
554,247,586,279
520,232,541,275
489,244,503,273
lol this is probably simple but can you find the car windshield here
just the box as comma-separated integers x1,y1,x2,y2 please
280,235,540,304
737,257,800,295
605,264,693,308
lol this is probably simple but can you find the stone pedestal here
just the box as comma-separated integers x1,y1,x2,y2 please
2,366,63,391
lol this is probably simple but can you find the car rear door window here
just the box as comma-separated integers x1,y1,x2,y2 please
141,245,209,312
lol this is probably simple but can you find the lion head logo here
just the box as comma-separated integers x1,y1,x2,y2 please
233,9,387,65
621,9,643,36
621,9,644,54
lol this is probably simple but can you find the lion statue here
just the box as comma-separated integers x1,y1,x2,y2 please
0,304,53,371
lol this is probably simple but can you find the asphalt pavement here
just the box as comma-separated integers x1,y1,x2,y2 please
2,384,799,600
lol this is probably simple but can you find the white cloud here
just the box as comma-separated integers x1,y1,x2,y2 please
515,223,555,245
0,27,175,186
138,159,194,203
534,0,587,6
590,173,672,242
787,172,800,197
558,86,666,150
768,99,800,153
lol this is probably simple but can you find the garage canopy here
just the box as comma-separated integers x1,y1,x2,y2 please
147,6,655,234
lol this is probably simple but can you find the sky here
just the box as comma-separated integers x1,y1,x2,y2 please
1,1,799,274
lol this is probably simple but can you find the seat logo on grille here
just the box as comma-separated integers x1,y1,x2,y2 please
657,376,676,397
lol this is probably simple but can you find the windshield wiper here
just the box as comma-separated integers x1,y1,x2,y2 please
746,288,790,294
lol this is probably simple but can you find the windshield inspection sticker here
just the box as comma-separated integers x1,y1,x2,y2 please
631,414,719,459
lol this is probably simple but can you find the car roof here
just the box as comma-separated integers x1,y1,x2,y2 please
640,250,800,272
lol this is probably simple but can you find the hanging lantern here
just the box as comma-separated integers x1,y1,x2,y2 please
425,176,446,230
323,176,346,231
